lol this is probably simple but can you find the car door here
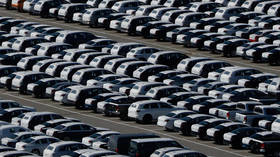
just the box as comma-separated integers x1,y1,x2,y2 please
66,124,82,139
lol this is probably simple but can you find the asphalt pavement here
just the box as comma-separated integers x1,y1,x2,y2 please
0,8,274,157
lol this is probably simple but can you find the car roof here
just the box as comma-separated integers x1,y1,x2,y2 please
131,137,174,143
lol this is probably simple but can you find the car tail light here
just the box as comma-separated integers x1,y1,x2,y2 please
243,117,247,123
226,112,230,119
260,143,265,149
115,148,119,153
115,106,119,112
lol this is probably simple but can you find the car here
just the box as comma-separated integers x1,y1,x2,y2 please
20,111,65,129
190,17,222,30
147,70,185,82
15,136,60,155
27,78,66,98
204,20,233,32
238,73,278,88
183,78,214,91
147,51,188,68
222,88,277,103
90,55,123,68
177,95,214,110
111,0,144,13
57,3,91,22
17,56,51,70
103,78,139,92
0,107,35,122
78,39,116,51
157,110,195,128
46,122,105,141
126,47,160,61
160,91,200,105
177,57,211,73
11,37,49,52
215,7,248,20
11,71,52,94
0,19,26,32
56,30,98,47
207,66,238,81
146,86,185,100
161,10,190,23
34,118,80,134
72,68,112,85
136,21,169,38
76,52,108,65
160,150,207,157
235,27,263,39
223,127,265,148
190,32,221,49
149,24,181,41
191,118,230,140
242,131,280,156
108,133,159,155
1,131,43,148
45,61,80,77
43,141,89,157
0,66,23,79
192,99,230,114
32,59,64,72
149,7,177,20
120,16,155,35
208,84,243,98
246,44,278,62
133,65,169,81
216,38,249,57
63,49,95,62
128,138,184,157
104,58,137,73
36,42,72,56
0,124,30,139
174,114,215,135
80,150,117,157
81,8,115,27
110,42,145,56
0,150,38,157
219,67,262,84
197,82,228,95
129,82,165,97
249,29,276,42
204,35,236,52
64,86,110,108
163,74,201,87
207,122,248,144
165,27,194,43
86,74,125,87
150,147,187,157
128,100,181,123
82,131,120,147
60,65,92,81
236,42,265,57
135,5,163,16
116,61,151,77
175,12,209,27
98,13,128,29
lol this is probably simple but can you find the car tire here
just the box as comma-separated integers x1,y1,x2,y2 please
142,114,152,124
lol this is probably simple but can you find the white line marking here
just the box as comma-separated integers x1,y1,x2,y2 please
3,92,247,157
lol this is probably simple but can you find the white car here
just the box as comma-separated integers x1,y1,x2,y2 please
157,110,195,128
54,85,83,102
82,131,120,147
126,47,160,60
43,141,89,157
128,100,181,123
1,131,43,148
15,136,60,155
150,147,187,157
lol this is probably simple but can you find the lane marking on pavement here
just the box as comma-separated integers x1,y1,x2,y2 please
3,92,246,157
1,9,280,73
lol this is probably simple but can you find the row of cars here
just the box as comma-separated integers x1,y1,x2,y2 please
0,14,279,157
0,99,206,157
5,0,280,65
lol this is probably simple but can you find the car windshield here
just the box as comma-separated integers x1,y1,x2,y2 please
215,125,225,130
90,133,101,138
54,125,66,130
166,113,176,117
23,137,35,143
199,121,209,126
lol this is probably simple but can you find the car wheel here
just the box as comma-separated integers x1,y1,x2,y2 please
31,149,41,155
142,114,152,124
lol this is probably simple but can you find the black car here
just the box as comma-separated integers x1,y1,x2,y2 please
35,118,79,133
206,122,248,144
0,66,23,78
217,39,249,57
48,122,104,141
193,99,230,114
223,127,265,148
0,107,34,122
190,33,221,49
150,24,180,41
0,34,21,45
160,91,201,105
99,13,128,29
0,52,31,65
177,114,215,136
136,21,169,38
204,35,236,52
0,19,26,32
165,27,193,43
